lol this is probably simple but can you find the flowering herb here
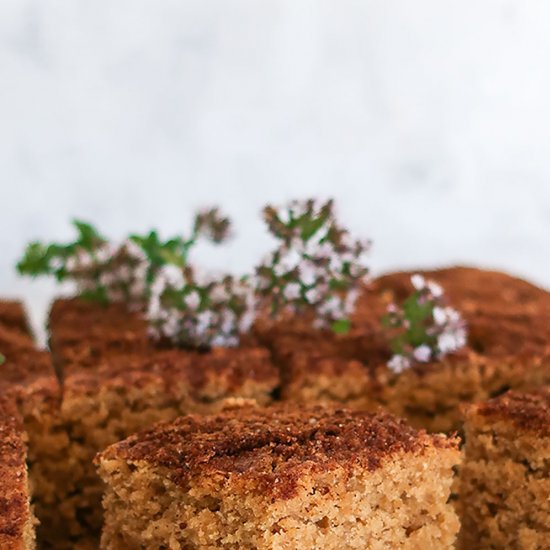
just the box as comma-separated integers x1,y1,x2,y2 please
147,265,255,349
192,207,232,244
16,220,107,282
383,274,467,373
16,208,232,309
131,207,232,270
255,198,371,333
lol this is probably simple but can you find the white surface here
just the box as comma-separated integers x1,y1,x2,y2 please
2,1,550,338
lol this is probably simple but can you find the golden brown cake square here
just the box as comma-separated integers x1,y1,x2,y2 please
0,395,36,550
459,388,550,549
97,405,460,549
259,267,550,433
47,298,279,545
0,300,67,549
0,300,32,336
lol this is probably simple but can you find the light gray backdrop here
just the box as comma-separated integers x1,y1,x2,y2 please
2,1,550,339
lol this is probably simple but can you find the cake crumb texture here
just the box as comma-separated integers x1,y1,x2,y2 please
459,388,550,549
0,300,68,549
0,396,37,550
47,298,279,546
258,267,550,433
98,405,461,549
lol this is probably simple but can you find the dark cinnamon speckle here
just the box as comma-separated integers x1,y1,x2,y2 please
99,405,458,499
475,388,550,436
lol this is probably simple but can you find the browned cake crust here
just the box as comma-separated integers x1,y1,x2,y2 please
0,349,57,393
47,298,279,546
98,405,461,549
48,298,150,374
0,326,35,355
48,298,279,400
473,386,550,435
0,301,31,336
0,396,36,550
0,300,66,550
0,305,60,431
459,388,550,549
259,266,550,432
0,301,35,355
100,405,456,495
0,299,53,390
67,346,276,402
49,297,267,371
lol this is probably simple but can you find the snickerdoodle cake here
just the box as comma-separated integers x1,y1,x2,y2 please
259,267,550,433
0,301,31,336
47,298,279,545
0,395,36,550
459,388,550,549
97,405,460,549
0,301,68,549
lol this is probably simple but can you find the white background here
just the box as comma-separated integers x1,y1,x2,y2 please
2,1,550,336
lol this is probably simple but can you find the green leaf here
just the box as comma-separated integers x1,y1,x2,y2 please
0,353,4,365
73,219,106,250
331,318,351,334
130,231,191,269
300,214,328,242
17,242,51,276
329,278,349,291
17,220,107,281
80,287,109,305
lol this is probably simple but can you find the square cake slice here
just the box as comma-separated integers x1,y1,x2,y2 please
0,396,37,550
0,299,67,549
0,300,32,336
259,266,550,433
460,388,550,549
47,298,279,545
97,405,460,549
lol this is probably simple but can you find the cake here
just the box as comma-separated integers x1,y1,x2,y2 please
459,388,550,549
10,207,550,547
258,267,550,433
97,404,460,549
371,267,550,432
0,301,68,549
0,300,32,333
47,298,279,545
0,395,36,550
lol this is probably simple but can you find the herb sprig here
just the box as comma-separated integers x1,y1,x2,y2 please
255,198,370,333
17,208,232,309
147,265,255,349
383,274,467,373
17,220,107,282
131,207,232,273
16,200,374,349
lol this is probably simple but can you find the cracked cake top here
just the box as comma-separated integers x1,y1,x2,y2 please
98,405,458,499
471,388,550,435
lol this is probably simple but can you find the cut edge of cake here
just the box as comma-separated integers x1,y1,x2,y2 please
459,388,550,549
97,405,461,549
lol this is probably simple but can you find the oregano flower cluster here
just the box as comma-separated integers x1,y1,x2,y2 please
17,199,467,366
17,221,149,308
17,208,239,347
17,209,231,311
383,274,467,373
66,239,150,309
255,199,371,333
147,266,255,349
